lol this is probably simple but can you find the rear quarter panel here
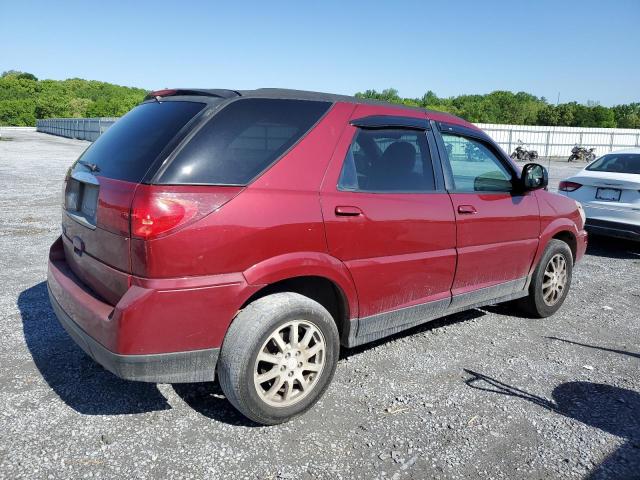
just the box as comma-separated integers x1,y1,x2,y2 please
131,102,355,282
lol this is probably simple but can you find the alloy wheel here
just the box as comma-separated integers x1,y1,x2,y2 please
253,320,326,407
542,253,568,306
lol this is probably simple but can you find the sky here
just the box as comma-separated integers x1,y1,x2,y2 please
1,0,639,106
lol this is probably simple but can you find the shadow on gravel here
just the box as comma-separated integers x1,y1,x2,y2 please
172,382,258,427
341,308,486,360
585,234,640,260
18,282,171,415
171,309,485,426
463,369,640,479
546,336,640,360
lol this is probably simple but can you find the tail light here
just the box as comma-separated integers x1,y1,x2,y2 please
559,181,582,192
130,185,242,240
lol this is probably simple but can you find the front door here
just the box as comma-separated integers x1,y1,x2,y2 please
437,128,540,308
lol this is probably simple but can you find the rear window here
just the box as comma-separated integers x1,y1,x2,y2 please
157,98,332,185
73,101,206,182
586,153,640,174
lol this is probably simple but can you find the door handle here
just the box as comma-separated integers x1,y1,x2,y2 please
335,206,363,217
457,205,477,215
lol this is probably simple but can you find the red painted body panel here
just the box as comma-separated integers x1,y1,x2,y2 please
449,192,540,293
49,237,262,354
96,176,137,236
243,251,359,319
61,234,129,305
534,189,588,266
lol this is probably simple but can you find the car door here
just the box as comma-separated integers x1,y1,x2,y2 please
320,107,457,341
434,123,540,309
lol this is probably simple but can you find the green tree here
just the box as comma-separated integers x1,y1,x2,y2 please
0,72,147,125
353,87,636,128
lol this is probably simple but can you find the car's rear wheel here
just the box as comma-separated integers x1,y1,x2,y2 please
515,239,573,318
217,292,339,425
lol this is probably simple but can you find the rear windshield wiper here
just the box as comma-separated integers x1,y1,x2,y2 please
77,160,100,172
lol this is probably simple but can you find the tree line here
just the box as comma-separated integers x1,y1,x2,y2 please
0,71,147,126
1,71,638,128
355,88,640,129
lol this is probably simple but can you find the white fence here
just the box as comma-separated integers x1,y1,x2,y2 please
477,123,640,158
36,117,640,159
36,118,118,141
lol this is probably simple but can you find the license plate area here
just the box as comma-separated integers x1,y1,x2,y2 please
65,176,99,228
595,187,621,202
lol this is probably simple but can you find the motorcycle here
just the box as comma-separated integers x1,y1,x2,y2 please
568,145,596,162
510,140,539,162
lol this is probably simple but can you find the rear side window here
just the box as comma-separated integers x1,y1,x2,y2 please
158,98,332,185
338,128,435,192
586,153,640,174
73,101,205,182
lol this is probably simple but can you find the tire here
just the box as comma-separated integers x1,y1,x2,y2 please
514,239,573,318
217,292,340,425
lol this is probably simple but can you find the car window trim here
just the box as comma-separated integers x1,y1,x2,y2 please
336,125,444,194
432,121,519,194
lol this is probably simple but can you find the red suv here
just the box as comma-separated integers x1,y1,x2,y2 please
47,88,587,424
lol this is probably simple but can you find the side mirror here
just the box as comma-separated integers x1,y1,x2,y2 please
521,163,548,191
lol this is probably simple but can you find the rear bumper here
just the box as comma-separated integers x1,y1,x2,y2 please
585,219,640,241
46,236,260,382
49,286,219,383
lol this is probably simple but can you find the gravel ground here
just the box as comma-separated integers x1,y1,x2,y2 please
1,128,639,479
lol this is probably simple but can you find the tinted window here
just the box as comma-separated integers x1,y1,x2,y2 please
159,98,331,185
441,134,513,192
338,128,435,192
586,153,640,174
73,101,205,182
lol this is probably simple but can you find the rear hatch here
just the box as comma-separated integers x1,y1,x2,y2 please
61,100,208,304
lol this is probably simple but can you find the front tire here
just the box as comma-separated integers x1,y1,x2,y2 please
217,292,339,425
515,239,573,318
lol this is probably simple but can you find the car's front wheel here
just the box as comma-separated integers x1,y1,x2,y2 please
217,292,339,425
515,239,573,318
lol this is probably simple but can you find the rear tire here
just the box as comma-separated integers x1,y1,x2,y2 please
217,292,339,425
514,239,573,318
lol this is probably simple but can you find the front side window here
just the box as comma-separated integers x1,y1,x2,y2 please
338,128,435,192
441,134,513,192
159,98,331,185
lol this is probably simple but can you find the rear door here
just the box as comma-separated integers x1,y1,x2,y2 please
320,107,456,339
434,123,540,307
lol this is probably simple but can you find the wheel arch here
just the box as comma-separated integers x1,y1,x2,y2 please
241,252,359,345
529,219,580,277
551,230,577,262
